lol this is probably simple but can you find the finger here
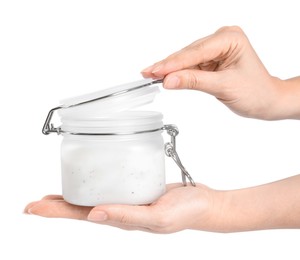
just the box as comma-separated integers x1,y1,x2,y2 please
145,26,246,78
141,65,155,78
141,62,162,79
42,195,64,200
24,195,64,213
27,200,92,220
24,201,40,214
98,220,155,233
163,69,226,98
88,204,155,229
140,37,213,79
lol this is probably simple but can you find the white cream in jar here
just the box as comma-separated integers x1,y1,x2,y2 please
60,111,165,206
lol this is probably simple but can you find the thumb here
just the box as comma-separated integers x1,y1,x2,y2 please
87,204,153,227
163,69,224,97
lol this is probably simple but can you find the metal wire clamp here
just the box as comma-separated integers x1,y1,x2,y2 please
163,125,196,186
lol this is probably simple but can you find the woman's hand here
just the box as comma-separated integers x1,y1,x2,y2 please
142,26,300,120
24,183,225,233
25,175,300,233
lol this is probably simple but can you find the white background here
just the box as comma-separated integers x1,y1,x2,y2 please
1,0,300,259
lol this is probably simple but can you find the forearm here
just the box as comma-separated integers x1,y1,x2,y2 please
273,76,300,120
215,174,300,232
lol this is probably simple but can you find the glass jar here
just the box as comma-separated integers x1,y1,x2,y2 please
60,111,165,206
42,79,195,206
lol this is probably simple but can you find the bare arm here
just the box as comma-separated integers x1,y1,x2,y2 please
212,174,300,232
277,77,300,120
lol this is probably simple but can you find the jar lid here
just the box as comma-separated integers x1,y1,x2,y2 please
42,79,162,135
58,79,162,119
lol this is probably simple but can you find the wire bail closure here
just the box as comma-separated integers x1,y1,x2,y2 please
42,106,63,135
163,125,196,186
42,79,196,186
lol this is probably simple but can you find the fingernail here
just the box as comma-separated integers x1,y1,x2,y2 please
151,65,162,75
27,206,38,215
27,208,34,215
88,210,108,222
24,201,39,214
164,76,180,89
23,208,30,214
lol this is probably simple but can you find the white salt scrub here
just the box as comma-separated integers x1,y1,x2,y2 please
60,111,166,206
58,79,166,206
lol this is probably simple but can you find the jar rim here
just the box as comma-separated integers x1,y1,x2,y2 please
60,111,164,135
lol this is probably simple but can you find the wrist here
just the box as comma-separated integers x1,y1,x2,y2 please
280,77,300,119
204,189,246,233
192,188,236,233
267,76,300,120
212,175,300,232
209,188,268,233
205,186,277,233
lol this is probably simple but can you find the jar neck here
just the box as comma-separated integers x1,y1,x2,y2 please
60,111,164,135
